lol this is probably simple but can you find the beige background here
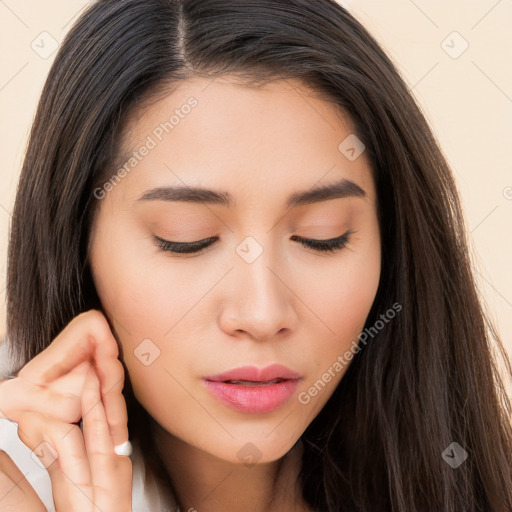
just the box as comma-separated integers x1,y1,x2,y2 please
0,1,511,392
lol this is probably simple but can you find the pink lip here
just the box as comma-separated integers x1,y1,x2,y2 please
203,364,302,414
205,364,302,382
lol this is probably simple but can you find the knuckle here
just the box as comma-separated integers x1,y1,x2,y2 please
76,309,108,334
108,415,127,431
80,310,119,355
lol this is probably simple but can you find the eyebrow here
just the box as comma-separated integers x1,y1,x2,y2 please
134,178,367,209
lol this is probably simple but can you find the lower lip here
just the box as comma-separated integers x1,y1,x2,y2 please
203,379,300,414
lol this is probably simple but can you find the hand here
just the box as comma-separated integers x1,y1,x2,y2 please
0,309,132,511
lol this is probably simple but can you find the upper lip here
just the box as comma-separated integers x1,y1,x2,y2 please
205,364,302,383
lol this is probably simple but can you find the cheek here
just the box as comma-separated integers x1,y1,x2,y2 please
302,233,381,384
89,220,181,381
312,243,380,343
92,256,195,418
91,213,200,340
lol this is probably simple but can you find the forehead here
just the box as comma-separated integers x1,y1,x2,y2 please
111,75,376,208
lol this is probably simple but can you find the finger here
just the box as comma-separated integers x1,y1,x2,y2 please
91,356,129,447
0,450,46,511
18,309,119,392
81,366,132,511
82,365,114,455
16,411,94,511
0,376,81,423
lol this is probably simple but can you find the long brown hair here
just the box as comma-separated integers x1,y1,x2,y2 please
6,0,512,510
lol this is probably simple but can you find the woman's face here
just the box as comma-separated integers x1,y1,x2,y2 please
88,75,381,464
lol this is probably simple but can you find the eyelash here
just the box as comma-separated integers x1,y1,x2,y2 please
153,230,355,255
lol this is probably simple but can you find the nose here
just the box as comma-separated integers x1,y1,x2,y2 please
219,244,297,342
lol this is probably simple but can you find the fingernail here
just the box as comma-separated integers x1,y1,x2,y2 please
114,440,132,456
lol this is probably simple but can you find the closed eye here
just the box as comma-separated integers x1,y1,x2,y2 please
291,230,354,253
153,229,355,256
153,235,218,255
